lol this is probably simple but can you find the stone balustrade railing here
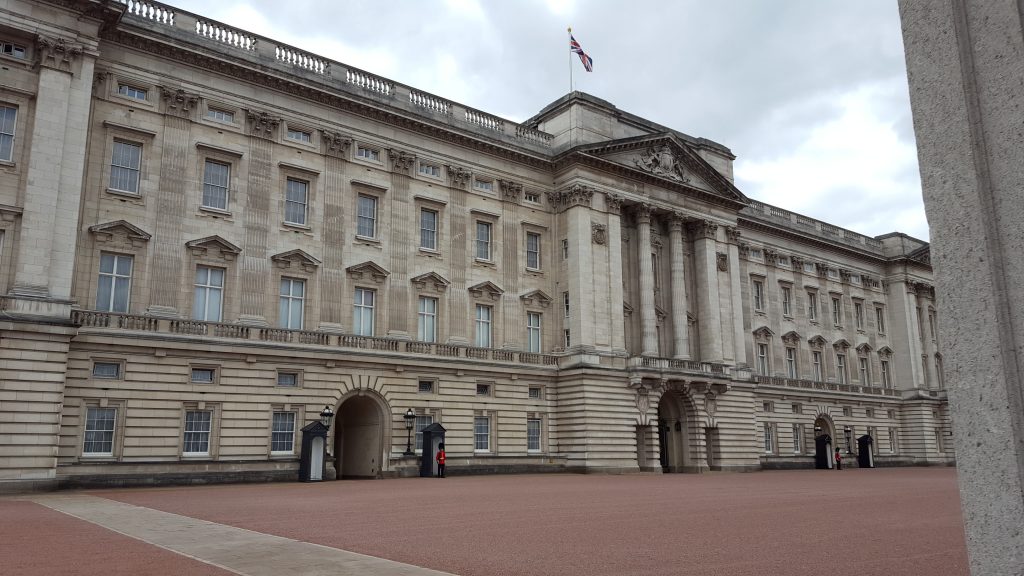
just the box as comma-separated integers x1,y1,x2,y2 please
627,355,729,377
743,200,884,251
114,0,554,151
753,374,900,397
72,310,558,367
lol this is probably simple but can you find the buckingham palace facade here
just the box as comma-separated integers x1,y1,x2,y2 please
0,0,953,491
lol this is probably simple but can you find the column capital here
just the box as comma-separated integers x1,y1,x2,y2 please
159,86,200,117
633,203,653,224
547,183,594,212
387,148,417,174
668,211,687,233
321,130,352,158
688,219,718,240
605,192,624,215
37,35,83,73
499,179,523,202
245,109,282,139
446,164,472,188
725,226,741,243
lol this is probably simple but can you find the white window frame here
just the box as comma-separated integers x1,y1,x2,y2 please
279,277,306,330
526,232,541,270
1,41,26,60
193,265,225,322
417,380,435,394
286,128,312,144
836,353,848,384
812,351,823,381
284,178,309,226
419,208,437,250
96,253,133,313
117,84,147,101
561,239,569,260
756,343,769,375
418,162,440,178
859,356,870,383
473,415,491,452
182,410,213,456
276,371,300,387
415,412,434,452
880,359,892,387
793,423,803,453
474,178,493,192
201,159,230,211
353,287,376,336
356,146,380,161
527,418,542,452
763,423,775,454
854,301,864,330
92,361,122,379
357,194,378,238
781,286,792,316
270,411,297,454
526,312,542,353
83,406,117,456
190,367,216,384
563,292,570,318
417,296,437,343
475,221,492,260
785,347,797,378
876,307,886,333
109,140,142,194
832,296,842,327
474,304,492,348
206,108,234,123
752,279,765,311
0,105,16,162
807,292,818,321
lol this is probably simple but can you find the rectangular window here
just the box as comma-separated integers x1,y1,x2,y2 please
118,84,147,100
762,401,774,413
474,179,493,192
202,160,230,210
880,359,892,388
193,266,225,322
750,248,763,261
777,256,791,268
0,105,16,162
415,414,433,451
277,372,298,387
528,387,542,400
418,162,440,177
476,383,491,396
190,368,215,383
357,194,377,238
812,351,823,381
561,239,569,260
474,415,490,451
832,297,842,327
353,287,375,336
793,403,803,415
96,253,133,313
752,279,765,311
785,347,797,378
803,261,816,274
793,423,803,454
527,418,542,452
929,312,937,340
474,305,492,348
279,277,306,330
756,343,769,375
828,268,840,280
763,423,774,453
836,354,847,384
524,191,540,203
843,406,852,417
284,178,308,225
420,208,437,250
417,296,437,343
850,273,862,285
807,292,818,321
876,307,886,333
889,428,898,453
526,232,541,270
418,380,434,394
83,407,116,455
866,408,875,419
859,357,870,383
475,221,492,260
855,301,864,330
110,141,142,194
356,146,379,161
782,286,792,316
183,410,212,455
563,292,570,318
286,129,312,143
564,329,571,348
206,108,234,123
271,411,296,453
526,312,542,353
1,42,26,59
92,361,121,379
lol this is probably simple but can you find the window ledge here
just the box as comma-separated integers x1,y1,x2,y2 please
181,455,213,460
199,206,233,218
525,268,544,275
474,258,496,268
419,247,440,255
269,453,298,460
0,159,14,168
355,235,381,244
282,222,312,232
105,188,143,199
80,455,116,461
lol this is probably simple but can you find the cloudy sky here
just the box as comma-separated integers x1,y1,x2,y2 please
168,0,929,240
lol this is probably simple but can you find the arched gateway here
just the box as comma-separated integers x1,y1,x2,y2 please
332,391,391,479
657,390,702,473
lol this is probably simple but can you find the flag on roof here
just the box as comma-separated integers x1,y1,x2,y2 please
570,33,593,72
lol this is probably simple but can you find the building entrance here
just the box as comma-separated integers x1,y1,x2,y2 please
657,392,690,472
334,395,386,479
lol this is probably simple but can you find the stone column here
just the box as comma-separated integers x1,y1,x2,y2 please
446,166,471,344
915,283,939,389
905,285,926,388
237,111,281,326
606,194,627,355
900,1,1024,572
500,180,523,349
635,204,658,356
690,220,723,363
563,186,596,351
386,149,415,339
318,132,351,332
668,213,690,359
726,227,747,367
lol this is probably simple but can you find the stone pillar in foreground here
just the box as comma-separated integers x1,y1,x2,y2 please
899,1,1024,573
668,213,690,359
634,204,658,356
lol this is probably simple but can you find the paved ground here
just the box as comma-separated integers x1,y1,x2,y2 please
2,468,968,576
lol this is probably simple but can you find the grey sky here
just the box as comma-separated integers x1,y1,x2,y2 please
167,0,928,240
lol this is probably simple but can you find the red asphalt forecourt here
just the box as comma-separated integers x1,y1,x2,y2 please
1,468,967,576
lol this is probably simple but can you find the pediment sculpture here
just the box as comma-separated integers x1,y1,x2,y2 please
633,144,690,183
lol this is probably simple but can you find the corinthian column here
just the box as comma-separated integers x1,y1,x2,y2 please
606,193,627,354
635,204,658,356
668,213,690,359
690,220,723,363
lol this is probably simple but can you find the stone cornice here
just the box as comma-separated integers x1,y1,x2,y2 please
738,216,889,267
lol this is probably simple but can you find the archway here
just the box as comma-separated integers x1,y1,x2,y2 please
813,415,836,469
334,393,389,479
657,391,689,472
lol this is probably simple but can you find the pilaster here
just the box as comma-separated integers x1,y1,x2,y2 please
635,204,658,356
386,149,414,339
237,110,281,326
668,213,690,359
690,219,723,363
726,226,747,367
606,193,626,354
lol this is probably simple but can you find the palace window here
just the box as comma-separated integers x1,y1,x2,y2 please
183,410,212,455
859,357,870,383
474,304,492,348
763,423,775,454
193,266,225,322
83,407,116,456
276,371,299,387
525,191,540,203
762,401,775,413
286,128,312,143
206,108,234,123
0,105,16,162
357,194,378,238
417,296,437,343
527,418,542,452
356,146,380,161
415,412,433,451
353,287,375,336
812,351,823,381
752,279,765,312
96,253,133,313
879,358,892,387
793,423,803,454
474,178,493,192
190,367,216,384
562,239,569,260
1,41,26,59
850,273,862,285
202,160,230,211
785,347,797,378
110,141,142,194
420,208,437,250
564,329,571,348
526,232,541,270
854,301,864,330
474,415,491,452
526,312,542,353
781,286,792,316
756,343,769,375
418,380,435,394
803,261,817,274
92,361,122,379
529,387,543,400
270,411,296,453
807,292,818,321
418,162,440,178
876,306,886,333
117,84,147,101
476,383,491,396
284,178,309,226
279,278,306,329
889,428,899,453
836,354,848,384
832,296,842,327
563,292,570,318
475,221,492,260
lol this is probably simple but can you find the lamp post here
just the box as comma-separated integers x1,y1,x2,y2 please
403,408,416,456
320,405,334,430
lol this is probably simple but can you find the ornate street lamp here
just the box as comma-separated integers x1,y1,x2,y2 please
403,408,416,456
320,405,334,430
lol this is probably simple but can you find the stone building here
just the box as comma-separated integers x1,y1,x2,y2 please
0,0,952,491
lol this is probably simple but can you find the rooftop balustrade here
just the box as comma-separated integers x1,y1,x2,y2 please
753,374,901,397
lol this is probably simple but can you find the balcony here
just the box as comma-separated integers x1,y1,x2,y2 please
626,356,731,379
754,374,900,397
71,310,558,367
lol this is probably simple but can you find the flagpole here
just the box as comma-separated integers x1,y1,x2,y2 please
567,26,573,93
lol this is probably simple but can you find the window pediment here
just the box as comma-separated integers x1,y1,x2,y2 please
90,220,152,247
411,271,450,292
877,346,894,359
271,249,321,272
781,331,802,346
833,338,851,351
185,235,241,261
346,260,390,283
468,281,504,301
855,343,873,355
753,326,774,342
808,335,828,350
520,289,552,308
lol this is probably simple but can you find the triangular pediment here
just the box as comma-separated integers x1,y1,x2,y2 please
781,331,802,346
346,261,390,283
520,289,552,307
271,249,321,271
832,338,851,351
855,343,873,355
89,220,152,242
411,271,450,292
185,235,241,260
569,133,748,205
878,346,894,358
808,335,828,349
468,281,504,301
753,326,774,340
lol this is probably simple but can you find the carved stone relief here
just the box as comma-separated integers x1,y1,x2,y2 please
245,109,281,139
37,36,83,72
159,87,199,116
388,149,416,174
499,179,523,202
546,184,595,211
633,144,690,183
605,192,623,215
716,252,728,271
592,223,607,245
320,130,352,157
446,165,472,188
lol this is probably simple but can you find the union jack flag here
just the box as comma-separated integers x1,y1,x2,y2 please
570,34,593,72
